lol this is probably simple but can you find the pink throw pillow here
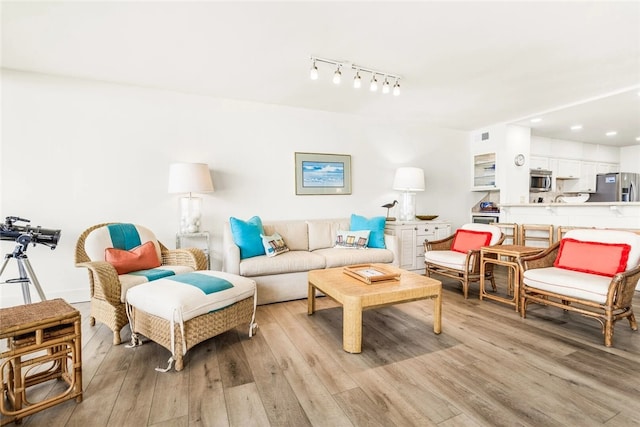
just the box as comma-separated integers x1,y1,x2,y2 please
105,241,161,275
554,238,631,277
451,229,493,254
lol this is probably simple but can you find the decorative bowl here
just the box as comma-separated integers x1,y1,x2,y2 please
416,215,439,220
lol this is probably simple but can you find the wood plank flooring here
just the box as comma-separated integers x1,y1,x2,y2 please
3,272,640,426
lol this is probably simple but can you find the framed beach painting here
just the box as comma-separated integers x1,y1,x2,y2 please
295,152,352,195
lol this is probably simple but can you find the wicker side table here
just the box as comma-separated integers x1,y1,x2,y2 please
0,299,82,425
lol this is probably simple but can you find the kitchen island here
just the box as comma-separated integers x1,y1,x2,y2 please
500,202,640,230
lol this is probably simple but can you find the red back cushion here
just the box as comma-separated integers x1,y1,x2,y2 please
554,238,631,277
451,229,493,253
105,241,161,275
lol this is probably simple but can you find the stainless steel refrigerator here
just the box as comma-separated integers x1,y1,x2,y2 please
589,172,640,202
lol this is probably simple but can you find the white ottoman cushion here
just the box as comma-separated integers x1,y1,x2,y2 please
126,270,256,323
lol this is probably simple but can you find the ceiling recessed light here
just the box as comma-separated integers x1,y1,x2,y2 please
605,131,617,137
570,125,583,131
530,117,542,123
636,136,640,141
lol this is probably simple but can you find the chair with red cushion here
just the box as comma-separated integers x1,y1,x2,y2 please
519,228,640,347
75,223,207,344
424,223,505,299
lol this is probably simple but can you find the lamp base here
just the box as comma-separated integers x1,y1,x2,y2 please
179,197,202,234
398,192,416,221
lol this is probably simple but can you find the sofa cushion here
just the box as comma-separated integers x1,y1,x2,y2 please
350,214,386,249
451,229,492,254
564,229,640,271
239,251,326,277
260,232,289,257
230,216,266,259
425,250,470,271
262,220,309,251
307,219,350,251
105,241,161,274
523,266,612,304
315,247,394,268
460,223,502,245
554,238,630,277
334,230,370,249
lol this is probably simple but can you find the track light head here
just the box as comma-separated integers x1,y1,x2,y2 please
310,60,318,80
353,70,362,89
382,77,390,94
370,74,378,92
393,79,400,96
332,65,342,85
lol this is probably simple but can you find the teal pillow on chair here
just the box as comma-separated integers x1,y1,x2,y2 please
350,214,386,249
229,216,266,259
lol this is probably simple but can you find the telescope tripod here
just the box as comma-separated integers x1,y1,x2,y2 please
0,244,47,304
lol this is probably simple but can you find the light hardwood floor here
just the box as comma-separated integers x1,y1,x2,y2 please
4,272,640,427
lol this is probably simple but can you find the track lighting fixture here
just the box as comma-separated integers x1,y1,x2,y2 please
353,70,362,89
310,60,318,80
393,78,400,96
369,74,378,92
309,56,402,96
332,65,342,85
382,76,390,94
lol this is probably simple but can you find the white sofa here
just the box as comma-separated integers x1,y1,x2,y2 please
222,218,399,305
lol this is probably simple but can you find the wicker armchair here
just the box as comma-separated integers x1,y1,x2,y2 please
424,224,505,299
519,229,640,347
75,223,207,345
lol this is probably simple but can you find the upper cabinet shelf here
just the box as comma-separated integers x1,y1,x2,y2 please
473,153,497,190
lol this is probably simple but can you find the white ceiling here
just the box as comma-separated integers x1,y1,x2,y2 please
2,1,639,147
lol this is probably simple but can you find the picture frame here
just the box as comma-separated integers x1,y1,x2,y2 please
295,152,352,195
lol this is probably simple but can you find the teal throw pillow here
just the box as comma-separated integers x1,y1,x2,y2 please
229,216,265,259
350,214,386,249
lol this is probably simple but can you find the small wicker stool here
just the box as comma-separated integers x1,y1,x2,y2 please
0,299,82,425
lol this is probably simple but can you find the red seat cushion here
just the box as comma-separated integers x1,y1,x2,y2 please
105,241,161,275
451,229,493,254
554,238,631,277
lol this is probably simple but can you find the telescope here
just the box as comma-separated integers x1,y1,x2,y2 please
0,216,61,250
0,216,61,304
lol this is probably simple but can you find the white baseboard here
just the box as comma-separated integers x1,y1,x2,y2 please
0,287,89,308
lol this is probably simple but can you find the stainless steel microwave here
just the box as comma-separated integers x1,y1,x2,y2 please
530,169,552,192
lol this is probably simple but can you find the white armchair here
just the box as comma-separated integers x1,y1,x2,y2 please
424,223,504,299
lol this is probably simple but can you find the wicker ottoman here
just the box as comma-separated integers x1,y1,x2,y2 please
125,271,257,372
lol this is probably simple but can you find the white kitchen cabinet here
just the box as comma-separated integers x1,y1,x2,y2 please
578,161,597,192
529,156,549,170
556,159,581,179
597,163,619,174
385,220,451,274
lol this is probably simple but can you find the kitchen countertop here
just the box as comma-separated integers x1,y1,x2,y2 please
500,202,640,207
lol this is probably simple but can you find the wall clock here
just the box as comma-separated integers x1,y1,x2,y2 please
514,153,525,166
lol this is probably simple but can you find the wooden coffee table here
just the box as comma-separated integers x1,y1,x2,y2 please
308,264,442,353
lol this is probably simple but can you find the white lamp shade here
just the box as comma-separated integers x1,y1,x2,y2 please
168,162,214,194
393,167,425,191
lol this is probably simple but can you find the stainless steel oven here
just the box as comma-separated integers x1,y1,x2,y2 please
471,213,499,224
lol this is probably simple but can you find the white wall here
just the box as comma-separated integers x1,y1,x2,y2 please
0,70,472,306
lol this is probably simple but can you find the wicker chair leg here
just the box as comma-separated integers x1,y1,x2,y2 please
113,331,122,345
89,317,95,326
604,319,614,347
628,313,638,331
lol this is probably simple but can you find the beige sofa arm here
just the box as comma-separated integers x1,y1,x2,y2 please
222,223,241,274
384,233,399,266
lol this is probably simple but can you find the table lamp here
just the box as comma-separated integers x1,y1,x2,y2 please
392,167,425,221
168,162,214,233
